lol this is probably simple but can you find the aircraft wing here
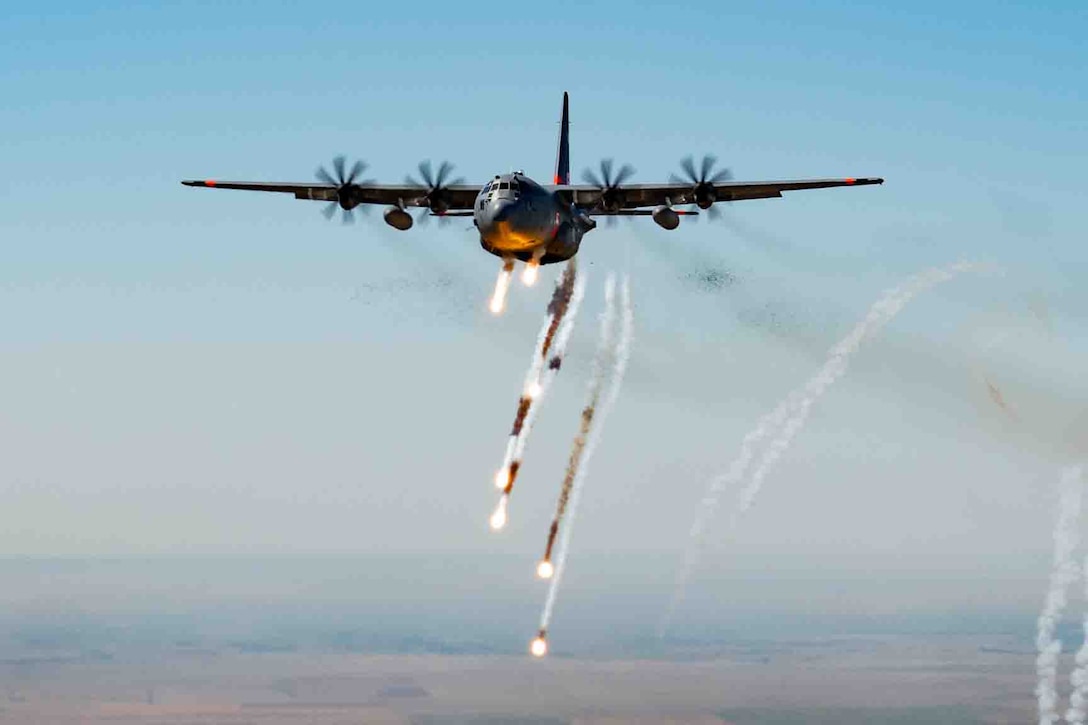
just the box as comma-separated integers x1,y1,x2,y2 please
558,177,883,210
180,180,480,210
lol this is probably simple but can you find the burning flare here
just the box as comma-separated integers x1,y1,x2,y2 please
490,259,515,315
530,631,548,658
493,467,508,490
536,559,555,579
489,495,509,531
523,248,545,287
522,259,540,286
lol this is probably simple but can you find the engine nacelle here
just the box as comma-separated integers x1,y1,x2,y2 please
383,207,413,231
694,185,717,210
652,205,680,230
575,211,597,232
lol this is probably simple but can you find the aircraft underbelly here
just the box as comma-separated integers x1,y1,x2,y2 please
488,222,550,252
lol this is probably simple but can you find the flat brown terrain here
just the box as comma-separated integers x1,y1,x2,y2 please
0,635,1037,723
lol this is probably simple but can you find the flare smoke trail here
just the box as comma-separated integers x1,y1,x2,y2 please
983,377,1020,422
496,263,580,490
542,263,579,361
540,355,609,570
543,322,614,564
661,261,980,634
735,262,978,515
1033,465,1085,724
551,274,621,516
538,274,633,636
522,261,579,407
511,273,587,466
490,265,586,530
1069,502,1088,725
1068,495,1088,725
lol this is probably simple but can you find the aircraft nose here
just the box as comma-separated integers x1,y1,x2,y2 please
490,199,514,223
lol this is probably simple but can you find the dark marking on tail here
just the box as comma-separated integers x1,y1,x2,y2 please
554,92,570,185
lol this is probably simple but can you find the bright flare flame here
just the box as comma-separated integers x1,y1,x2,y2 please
525,380,543,399
489,497,508,531
522,260,540,287
490,266,513,315
530,636,548,658
494,467,508,490
536,560,554,579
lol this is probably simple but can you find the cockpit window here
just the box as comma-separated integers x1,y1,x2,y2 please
499,182,509,190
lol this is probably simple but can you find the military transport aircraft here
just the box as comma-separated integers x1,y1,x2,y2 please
182,93,882,310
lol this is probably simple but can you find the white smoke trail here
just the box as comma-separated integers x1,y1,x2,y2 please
585,274,620,404
737,262,977,514
523,313,557,398
521,263,580,399
495,265,583,485
497,308,559,474
1032,464,1085,724
1070,550,1088,725
661,261,979,634
1070,602,1088,724
511,273,588,462
549,273,589,373
490,270,587,529
540,274,633,632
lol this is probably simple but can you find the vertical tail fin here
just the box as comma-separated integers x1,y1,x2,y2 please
554,92,570,185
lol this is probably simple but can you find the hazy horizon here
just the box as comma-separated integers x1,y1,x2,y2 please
3,1,1087,721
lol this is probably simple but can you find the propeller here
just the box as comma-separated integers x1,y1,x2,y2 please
671,155,787,251
406,160,465,223
582,159,635,223
671,154,732,218
316,155,372,224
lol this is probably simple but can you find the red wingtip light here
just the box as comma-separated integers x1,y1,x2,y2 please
844,178,855,185
205,180,217,187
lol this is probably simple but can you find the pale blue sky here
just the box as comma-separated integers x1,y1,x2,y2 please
0,2,1086,621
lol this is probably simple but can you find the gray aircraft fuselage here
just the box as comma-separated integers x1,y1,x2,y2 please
475,173,593,266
